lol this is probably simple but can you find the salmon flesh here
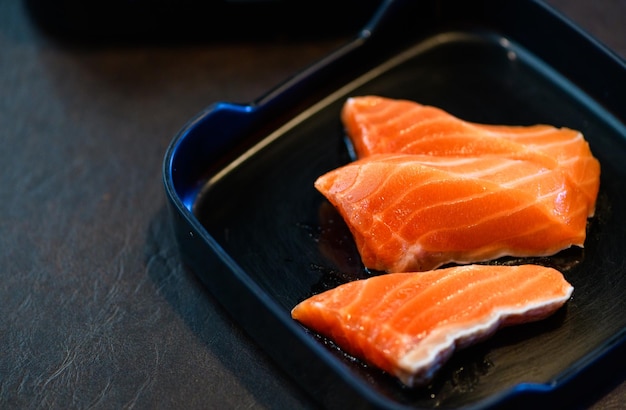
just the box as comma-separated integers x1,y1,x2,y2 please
291,264,573,387
314,96,600,272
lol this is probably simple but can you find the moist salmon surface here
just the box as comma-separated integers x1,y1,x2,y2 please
291,264,574,387
341,96,600,217
314,96,601,272
315,153,590,272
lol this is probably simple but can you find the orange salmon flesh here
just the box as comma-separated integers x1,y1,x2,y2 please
291,264,573,387
315,96,600,272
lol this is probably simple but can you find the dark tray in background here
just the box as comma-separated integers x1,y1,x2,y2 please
163,1,626,408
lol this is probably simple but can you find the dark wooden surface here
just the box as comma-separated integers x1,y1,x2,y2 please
1,1,624,408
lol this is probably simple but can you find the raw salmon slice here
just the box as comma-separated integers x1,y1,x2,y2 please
315,153,589,272
291,264,573,387
341,96,600,216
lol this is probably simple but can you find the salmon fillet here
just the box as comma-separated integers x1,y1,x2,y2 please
291,264,574,387
315,153,590,272
314,96,600,272
341,96,600,216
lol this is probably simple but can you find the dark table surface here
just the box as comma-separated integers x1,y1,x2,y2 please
2,1,625,408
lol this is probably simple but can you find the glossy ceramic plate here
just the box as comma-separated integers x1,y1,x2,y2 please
163,1,626,408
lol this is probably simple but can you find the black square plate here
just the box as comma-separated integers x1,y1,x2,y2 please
163,1,626,408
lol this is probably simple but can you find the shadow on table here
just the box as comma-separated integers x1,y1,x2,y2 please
144,206,317,408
